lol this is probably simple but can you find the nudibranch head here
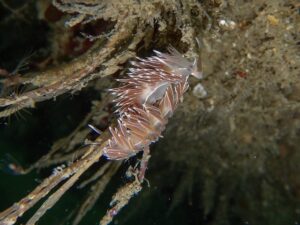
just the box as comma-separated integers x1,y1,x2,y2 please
154,46,203,80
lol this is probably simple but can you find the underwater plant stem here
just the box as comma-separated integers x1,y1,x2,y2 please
26,146,105,225
0,141,107,225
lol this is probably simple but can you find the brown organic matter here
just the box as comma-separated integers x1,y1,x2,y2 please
0,0,299,225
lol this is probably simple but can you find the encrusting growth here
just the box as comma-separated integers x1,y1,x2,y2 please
1,0,299,224
104,47,202,160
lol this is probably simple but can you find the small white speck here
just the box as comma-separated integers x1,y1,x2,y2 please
219,19,226,26
193,83,207,99
219,19,236,30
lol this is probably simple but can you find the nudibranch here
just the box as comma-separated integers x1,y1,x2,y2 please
104,47,202,160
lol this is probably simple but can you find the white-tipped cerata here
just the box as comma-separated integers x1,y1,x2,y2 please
104,48,201,160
